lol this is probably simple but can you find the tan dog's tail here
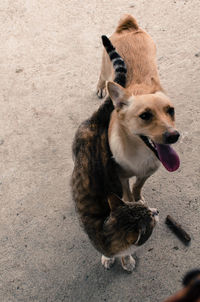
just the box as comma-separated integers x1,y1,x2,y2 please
116,15,139,33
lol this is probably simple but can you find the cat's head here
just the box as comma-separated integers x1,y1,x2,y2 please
103,193,159,254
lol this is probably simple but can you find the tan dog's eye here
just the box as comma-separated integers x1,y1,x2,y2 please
167,107,175,117
139,111,153,121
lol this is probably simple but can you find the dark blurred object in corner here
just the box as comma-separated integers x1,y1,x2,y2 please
164,269,200,302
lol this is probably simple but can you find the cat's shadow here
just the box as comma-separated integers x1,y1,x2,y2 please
64,254,140,301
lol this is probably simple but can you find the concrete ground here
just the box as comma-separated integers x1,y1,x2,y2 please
0,0,200,301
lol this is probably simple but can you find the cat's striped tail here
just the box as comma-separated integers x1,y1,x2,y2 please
101,35,127,88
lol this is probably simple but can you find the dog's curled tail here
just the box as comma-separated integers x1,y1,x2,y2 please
101,35,127,87
116,14,139,33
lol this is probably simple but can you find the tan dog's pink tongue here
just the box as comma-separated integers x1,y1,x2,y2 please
155,144,180,172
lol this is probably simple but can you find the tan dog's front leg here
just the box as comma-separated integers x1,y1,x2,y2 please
120,178,133,202
132,176,148,202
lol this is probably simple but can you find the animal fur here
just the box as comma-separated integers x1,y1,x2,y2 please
71,36,158,271
97,15,180,203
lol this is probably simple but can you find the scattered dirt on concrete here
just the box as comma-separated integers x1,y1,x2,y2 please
0,1,200,301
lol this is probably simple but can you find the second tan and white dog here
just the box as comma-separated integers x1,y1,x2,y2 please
97,15,180,203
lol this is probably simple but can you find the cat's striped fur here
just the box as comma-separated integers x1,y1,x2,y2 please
101,35,127,87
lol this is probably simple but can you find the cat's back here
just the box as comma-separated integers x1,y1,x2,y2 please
71,117,110,218
71,100,122,229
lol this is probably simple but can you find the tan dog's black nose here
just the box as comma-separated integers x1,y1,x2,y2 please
163,130,180,144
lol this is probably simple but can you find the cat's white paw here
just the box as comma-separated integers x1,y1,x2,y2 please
101,255,115,269
121,255,136,272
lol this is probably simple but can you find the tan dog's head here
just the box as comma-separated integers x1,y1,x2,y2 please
107,81,180,172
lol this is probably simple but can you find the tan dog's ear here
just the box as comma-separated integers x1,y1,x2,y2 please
106,81,128,108
108,193,124,211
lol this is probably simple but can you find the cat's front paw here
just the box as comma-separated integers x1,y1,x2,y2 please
121,255,136,273
101,255,115,269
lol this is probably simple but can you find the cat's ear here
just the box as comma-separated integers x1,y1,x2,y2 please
137,221,153,246
126,232,140,245
106,81,129,109
108,193,124,211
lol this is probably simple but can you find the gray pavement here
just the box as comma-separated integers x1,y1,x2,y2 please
0,0,200,301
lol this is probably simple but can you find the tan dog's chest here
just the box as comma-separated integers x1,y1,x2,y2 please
109,125,160,178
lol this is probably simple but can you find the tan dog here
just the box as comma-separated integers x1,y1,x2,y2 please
97,15,180,202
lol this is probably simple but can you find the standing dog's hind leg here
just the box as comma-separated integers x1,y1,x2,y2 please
96,76,107,99
96,51,112,99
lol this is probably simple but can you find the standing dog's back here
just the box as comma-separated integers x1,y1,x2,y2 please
97,14,162,97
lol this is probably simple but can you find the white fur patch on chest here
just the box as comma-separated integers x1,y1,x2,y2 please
115,245,138,257
109,129,160,178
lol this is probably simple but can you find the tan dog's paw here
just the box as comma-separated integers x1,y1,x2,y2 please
101,255,115,269
138,196,146,204
121,255,136,272
97,88,107,99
